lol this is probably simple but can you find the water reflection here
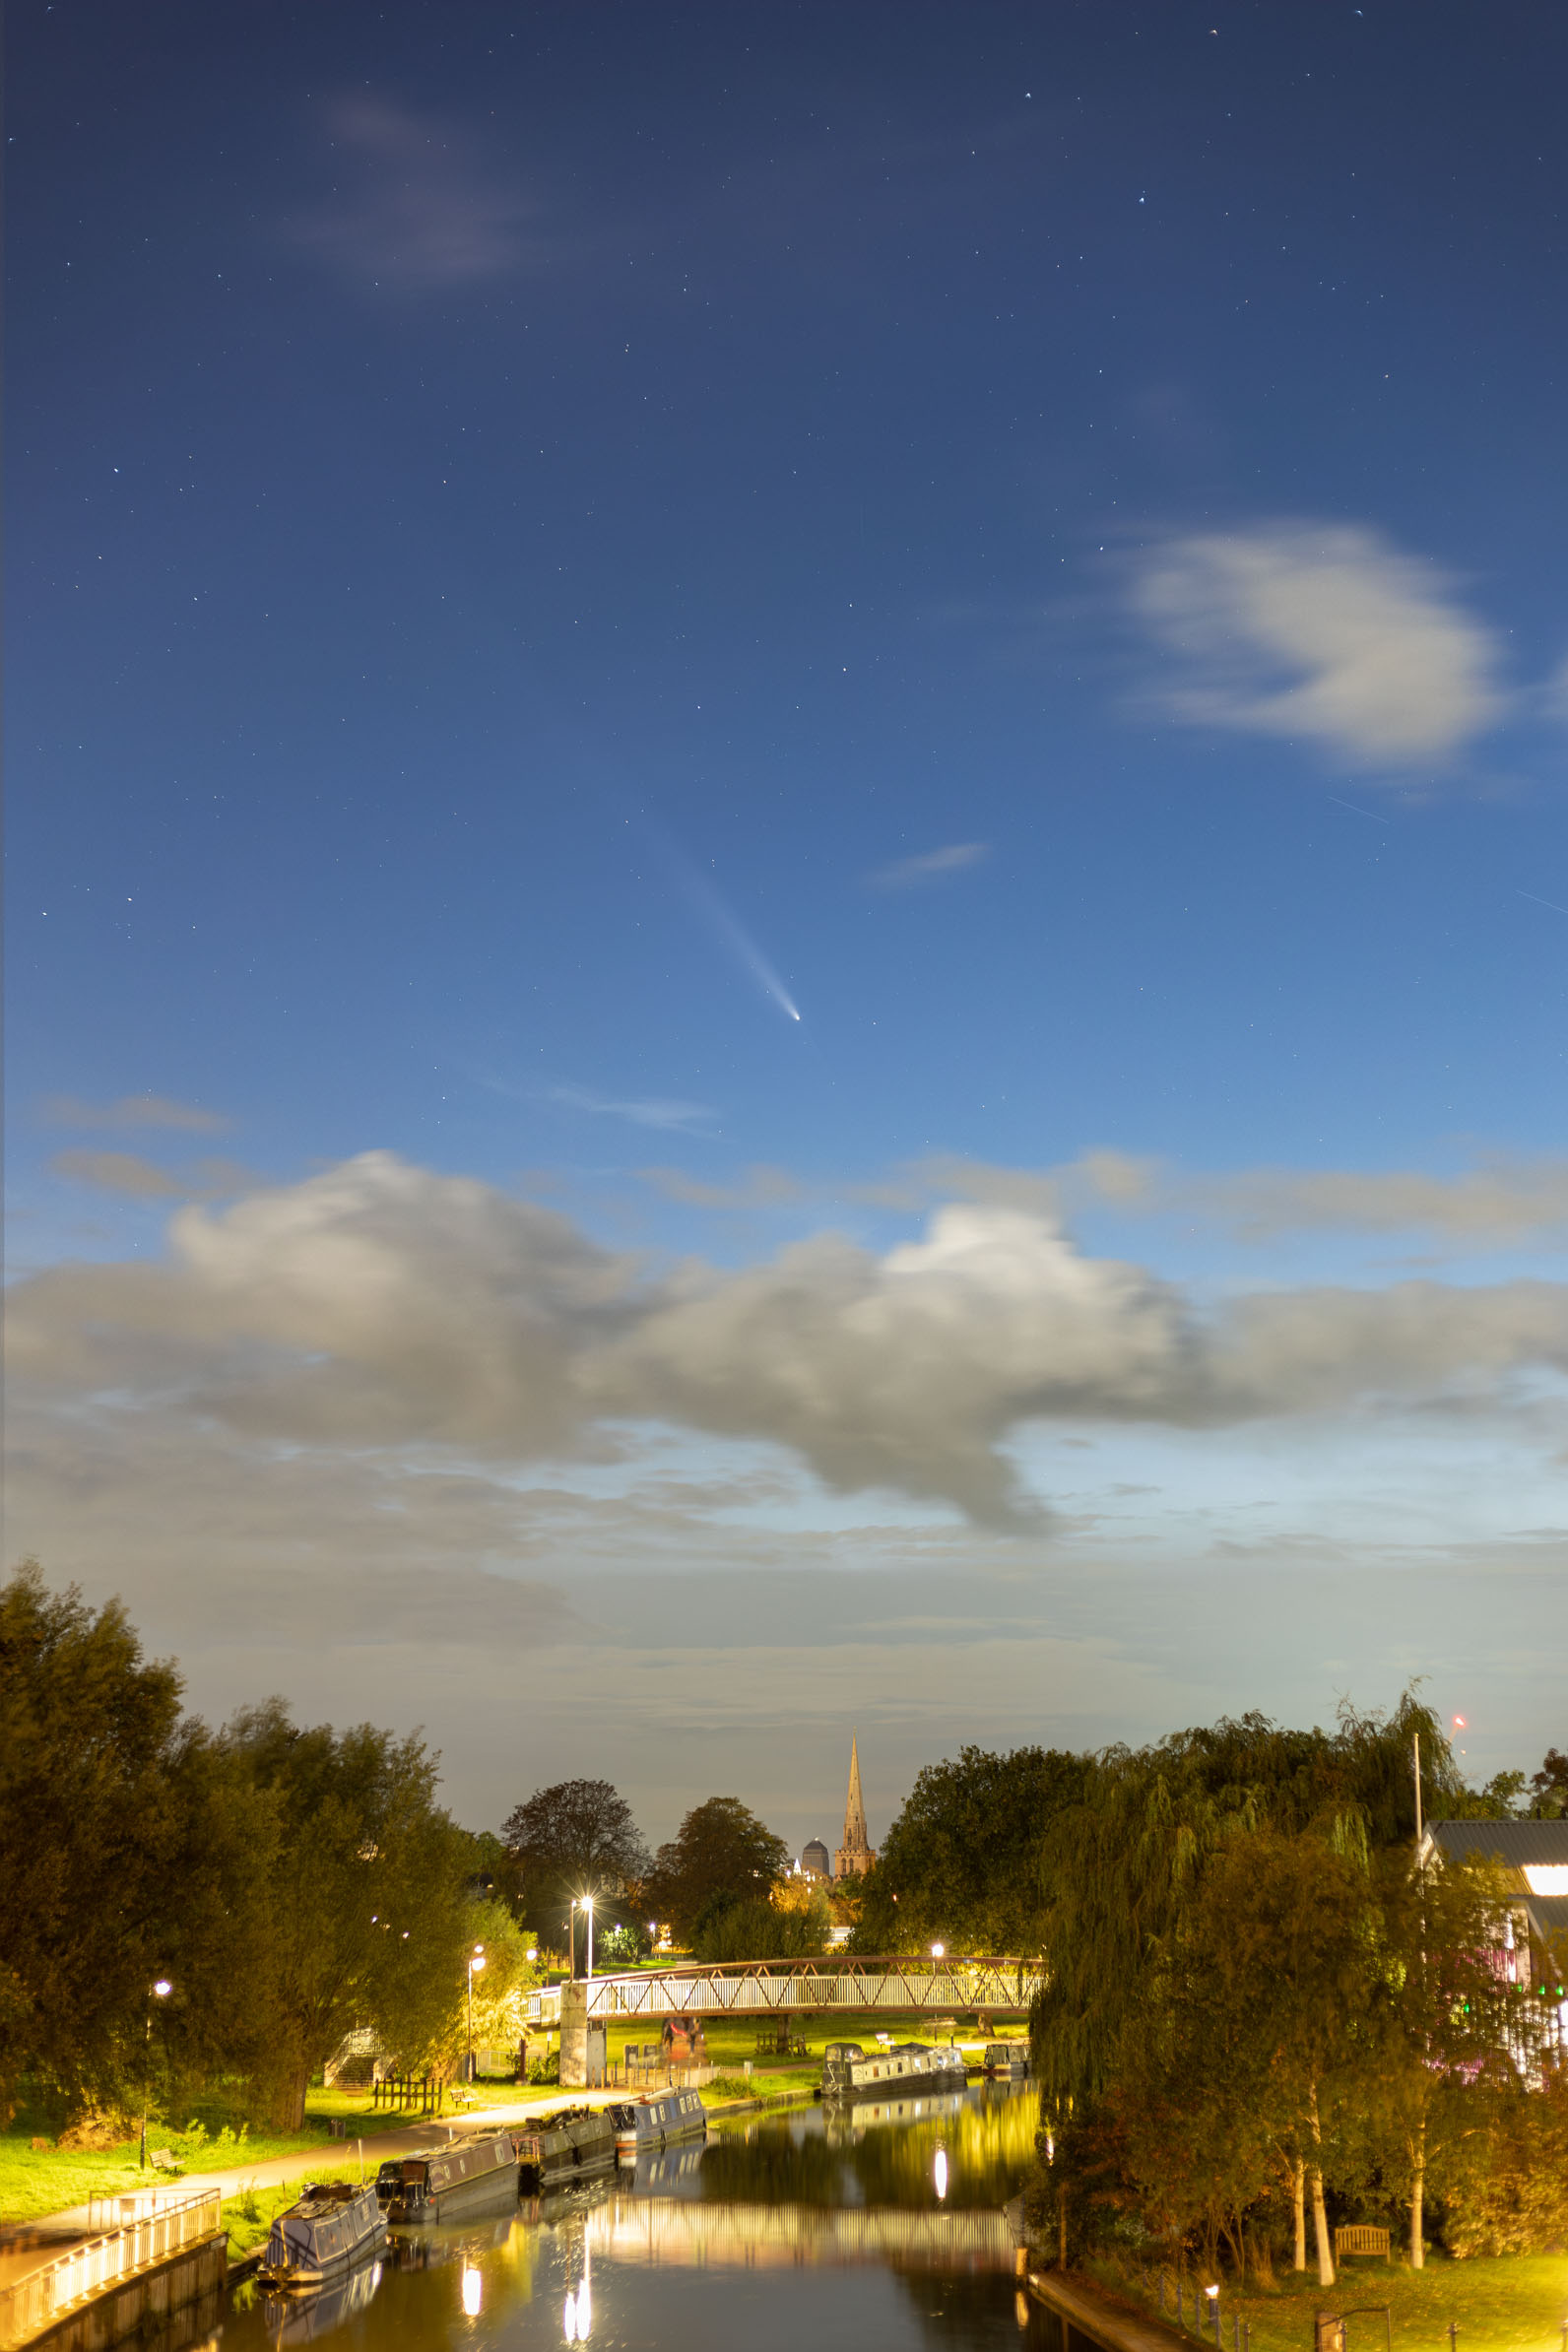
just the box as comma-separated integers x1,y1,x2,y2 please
226,2084,1053,2352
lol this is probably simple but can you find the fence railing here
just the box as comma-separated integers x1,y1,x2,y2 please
0,2189,222,2352
370,2070,444,2114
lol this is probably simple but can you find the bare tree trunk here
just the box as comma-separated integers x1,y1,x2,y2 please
1292,2160,1306,2271
1408,2122,1425,2270
1310,2168,1335,2286
1307,2085,1335,2287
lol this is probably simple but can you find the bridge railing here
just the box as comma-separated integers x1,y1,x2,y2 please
0,2189,222,2352
580,1955,1043,2020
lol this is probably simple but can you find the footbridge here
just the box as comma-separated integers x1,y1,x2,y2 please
575,1955,1043,2023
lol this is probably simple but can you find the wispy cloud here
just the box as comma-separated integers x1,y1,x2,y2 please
1133,522,1506,767
548,1085,719,1137
870,842,990,890
640,1164,803,1209
51,1150,184,1199
50,1151,263,1201
290,96,549,293
42,1093,232,1134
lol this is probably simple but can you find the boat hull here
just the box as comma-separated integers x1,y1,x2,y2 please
376,2129,520,2224
259,2186,387,2290
819,2044,969,2104
609,2088,708,2159
514,2108,618,2189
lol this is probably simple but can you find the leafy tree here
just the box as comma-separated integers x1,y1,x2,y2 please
645,1797,789,1943
0,1563,272,2123
1528,1747,1568,1817
422,1896,540,2075
1354,1847,1535,2267
499,1779,650,1935
222,1700,474,2127
692,1886,830,1962
1030,1695,1457,2113
851,1744,1087,1954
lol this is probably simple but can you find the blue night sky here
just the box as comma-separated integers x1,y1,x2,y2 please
7,1,1566,1846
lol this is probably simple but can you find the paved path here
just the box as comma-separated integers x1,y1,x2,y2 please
4,2089,638,2263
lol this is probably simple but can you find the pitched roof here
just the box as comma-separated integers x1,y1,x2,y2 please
1425,1818,1568,1866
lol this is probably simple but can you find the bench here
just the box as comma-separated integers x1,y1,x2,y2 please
1334,2226,1391,2262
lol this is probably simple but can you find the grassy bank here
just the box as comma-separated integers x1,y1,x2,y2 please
1086,2252,1568,2352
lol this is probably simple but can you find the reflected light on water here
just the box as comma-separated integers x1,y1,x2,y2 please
934,2148,948,2202
563,2280,592,2341
462,2267,482,2318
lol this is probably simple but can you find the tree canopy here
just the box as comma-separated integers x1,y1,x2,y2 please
500,1777,650,1936
850,1743,1087,1953
645,1797,789,1943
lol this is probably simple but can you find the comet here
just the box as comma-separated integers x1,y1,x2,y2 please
659,833,803,1025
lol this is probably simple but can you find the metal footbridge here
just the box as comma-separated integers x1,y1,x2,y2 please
572,1955,1043,2022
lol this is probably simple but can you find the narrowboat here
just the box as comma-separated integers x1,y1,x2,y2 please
374,2128,519,2223
607,2087,708,2161
513,2107,618,2189
264,2250,384,2342
983,2042,1030,2078
819,2039,969,2103
258,2182,387,2290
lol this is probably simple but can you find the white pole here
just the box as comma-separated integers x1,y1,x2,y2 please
1413,1731,1423,1846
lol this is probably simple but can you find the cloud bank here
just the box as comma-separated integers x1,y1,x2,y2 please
1134,522,1505,766
11,1152,1568,1529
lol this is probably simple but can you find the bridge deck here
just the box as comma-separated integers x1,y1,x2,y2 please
580,1956,1042,2021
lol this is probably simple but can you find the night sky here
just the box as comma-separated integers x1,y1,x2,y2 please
7,2,1566,1846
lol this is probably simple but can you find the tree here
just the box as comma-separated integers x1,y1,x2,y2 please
421,1896,540,2076
692,1887,830,1963
1529,1747,1568,1817
222,1701,474,2127
851,1745,1086,1954
1031,1695,1459,2113
645,1797,789,1944
0,1563,272,2123
499,1779,650,1935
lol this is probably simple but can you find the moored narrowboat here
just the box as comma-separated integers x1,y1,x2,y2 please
513,2106,618,2189
258,2182,387,2290
374,2128,518,2223
819,2040,968,2103
607,2087,707,2160
983,2042,1030,2078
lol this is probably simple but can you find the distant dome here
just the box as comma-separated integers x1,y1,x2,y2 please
803,1840,830,1878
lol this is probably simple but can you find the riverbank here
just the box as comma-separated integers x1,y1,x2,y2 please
1032,2254,1568,2352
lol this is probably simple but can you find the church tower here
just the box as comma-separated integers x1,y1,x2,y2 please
833,1731,876,1879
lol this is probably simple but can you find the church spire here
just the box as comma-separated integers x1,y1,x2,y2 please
834,1731,876,1879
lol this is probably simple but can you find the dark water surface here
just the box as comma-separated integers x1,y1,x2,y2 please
226,2085,1104,2352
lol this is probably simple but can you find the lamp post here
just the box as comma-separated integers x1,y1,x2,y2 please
139,1980,172,2171
569,1894,597,1983
583,1894,594,1983
466,1946,486,2082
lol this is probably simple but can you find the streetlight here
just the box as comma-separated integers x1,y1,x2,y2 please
569,1895,596,1983
466,1946,486,2082
139,1980,172,2171
930,1943,946,1959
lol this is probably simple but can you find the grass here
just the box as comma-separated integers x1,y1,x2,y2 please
1087,2251,1568,2352
220,2170,363,2262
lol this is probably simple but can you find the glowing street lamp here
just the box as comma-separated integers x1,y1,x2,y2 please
930,1943,946,1959
139,1980,173,2171
466,1946,486,2081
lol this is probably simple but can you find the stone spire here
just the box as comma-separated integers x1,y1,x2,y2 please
834,1731,876,1879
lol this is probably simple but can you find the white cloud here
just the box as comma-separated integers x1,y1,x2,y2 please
10,1153,1568,1533
870,842,990,890
1134,522,1506,766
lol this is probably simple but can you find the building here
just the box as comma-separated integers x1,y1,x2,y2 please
833,1732,877,1880
1420,1817,1568,2048
801,1839,831,1880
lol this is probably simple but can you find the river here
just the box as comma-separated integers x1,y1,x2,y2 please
224,2083,1098,2352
